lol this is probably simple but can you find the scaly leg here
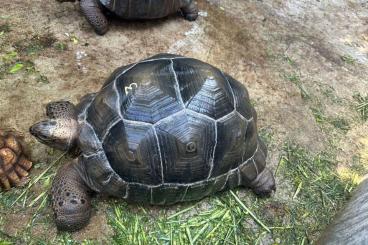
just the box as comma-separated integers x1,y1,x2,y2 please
80,0,109,35
51,160,92,231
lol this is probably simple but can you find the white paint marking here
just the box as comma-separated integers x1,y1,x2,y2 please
170,59,185,108
153,127,164,183
207,120,217,179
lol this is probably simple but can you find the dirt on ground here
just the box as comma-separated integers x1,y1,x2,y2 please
0,0,367,243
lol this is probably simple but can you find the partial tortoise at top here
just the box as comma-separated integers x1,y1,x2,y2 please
0,130,32,190
30,53,276,231
58,0,199,35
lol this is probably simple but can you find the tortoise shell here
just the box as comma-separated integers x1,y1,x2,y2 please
0,130,32,190
77,54,267,204
100,0,193,19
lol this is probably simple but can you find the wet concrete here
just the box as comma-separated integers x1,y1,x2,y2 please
0,0,368,242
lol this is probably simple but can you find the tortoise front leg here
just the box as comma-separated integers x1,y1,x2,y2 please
80,0,109,35
181,1,198,21
51,160,92,231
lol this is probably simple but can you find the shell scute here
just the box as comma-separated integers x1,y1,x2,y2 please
116,59,184,124
154,110,215,183
172,58,235,119
211,112,248,177
86,83,120,140
102,120,162,185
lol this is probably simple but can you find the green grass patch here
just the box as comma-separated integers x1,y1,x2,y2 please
108,195,272,245
0,50,48,81
341,55,356,65
329,117,350,132
54,42,68,52
0,23,11,34
310,107,350,132
353,93,368,121
283,73,310,99
310,106,327,124
273,144,355,243
282,55,297,66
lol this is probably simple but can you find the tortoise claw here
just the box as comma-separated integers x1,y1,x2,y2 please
0,176,11,190
5,134,22,155
7,170,21,185
18,156,32,171
15,165,29,177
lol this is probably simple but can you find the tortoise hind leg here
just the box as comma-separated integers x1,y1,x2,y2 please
239,140,275,197
51,160,92,231
181,1,198,21
80,0,109,35
248,168,275,197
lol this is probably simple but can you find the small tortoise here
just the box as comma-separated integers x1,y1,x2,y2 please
58,0,198,35
0,130,32,190
30,54,276,231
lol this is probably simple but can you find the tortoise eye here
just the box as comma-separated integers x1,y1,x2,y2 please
186,142,197,153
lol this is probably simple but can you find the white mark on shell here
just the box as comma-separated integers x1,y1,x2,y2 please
124,83,138,95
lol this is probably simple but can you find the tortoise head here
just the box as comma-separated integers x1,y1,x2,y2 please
30,118,78,152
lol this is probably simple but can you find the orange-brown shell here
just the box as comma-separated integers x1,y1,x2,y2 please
0,130,32,190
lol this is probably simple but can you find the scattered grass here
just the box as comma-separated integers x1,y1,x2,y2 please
0,23,11,34
14,34,57,55
8,62,23,73
353,93,368,121
310,107,350,132
329,117,350,132
12,153,65,206
0,50,48,81
54,42,68,52
109,194,271,244
282,55,296,66
341,55,356,65
318,83,343,104
273,144,356,243
259,127,274,147
283,73,310,99
310,106,328,124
